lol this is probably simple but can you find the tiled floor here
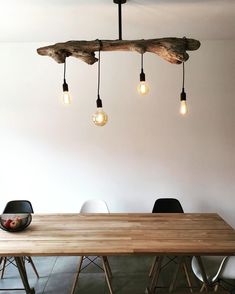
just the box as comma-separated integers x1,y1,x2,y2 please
0,256,234,293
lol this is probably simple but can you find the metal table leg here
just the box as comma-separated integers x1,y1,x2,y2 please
14,257,35,294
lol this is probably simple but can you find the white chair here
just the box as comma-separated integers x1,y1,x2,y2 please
80,199,110,213
191,256,227,291
71,199,113,294
219,256,235,290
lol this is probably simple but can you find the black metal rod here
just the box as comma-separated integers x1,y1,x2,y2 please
118,2,122,40
114,0,126,40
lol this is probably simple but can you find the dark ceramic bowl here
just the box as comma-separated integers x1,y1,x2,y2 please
0,213,32,232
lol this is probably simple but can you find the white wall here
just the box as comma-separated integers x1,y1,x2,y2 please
0,41,234,226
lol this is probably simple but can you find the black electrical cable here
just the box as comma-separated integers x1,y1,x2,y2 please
182,62,185,89
63,58,66,82
96,40,102,108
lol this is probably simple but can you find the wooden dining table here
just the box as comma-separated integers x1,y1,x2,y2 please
0,213,235,293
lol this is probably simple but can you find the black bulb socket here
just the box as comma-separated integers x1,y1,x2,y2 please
180,88,186,101
96,94,103,108
140,69,146,82
63,79,69,92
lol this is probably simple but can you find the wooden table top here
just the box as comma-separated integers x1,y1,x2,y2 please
0,213,235,256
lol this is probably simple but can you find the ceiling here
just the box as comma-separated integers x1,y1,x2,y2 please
0,0,234,42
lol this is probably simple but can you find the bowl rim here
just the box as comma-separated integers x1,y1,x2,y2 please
0,213,32,232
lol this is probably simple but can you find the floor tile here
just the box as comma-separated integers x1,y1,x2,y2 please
43,272,75,294
75,273,106,294
52,256,78,274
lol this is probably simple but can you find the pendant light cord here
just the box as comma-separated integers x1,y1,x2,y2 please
97,41,102,97
182,37,187,90
139,52,146,82
63,58,66,82
141,53,144,71
96,40,103,108
180,61,186,101
97,50,100,96
182,62,185,89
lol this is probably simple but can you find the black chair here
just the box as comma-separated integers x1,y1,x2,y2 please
0,200,39,279
149,198,193,293
152,198,183,213
3,200,34,214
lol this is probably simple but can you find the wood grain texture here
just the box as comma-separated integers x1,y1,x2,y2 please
37,38,200,64
0,213,234,256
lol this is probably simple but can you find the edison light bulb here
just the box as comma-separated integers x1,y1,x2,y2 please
92,107,108,126
137,81,149,96
62,91,71,105
180,100,188,115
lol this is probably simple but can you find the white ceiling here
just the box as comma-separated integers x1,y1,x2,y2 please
0,0,234,42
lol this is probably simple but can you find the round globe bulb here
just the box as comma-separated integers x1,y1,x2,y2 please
137,81,149,95
63,91,71,105
92,108,108,126
180,100,188,115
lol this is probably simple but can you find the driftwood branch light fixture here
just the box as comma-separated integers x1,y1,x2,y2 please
37,0,201,125
37,37,200,66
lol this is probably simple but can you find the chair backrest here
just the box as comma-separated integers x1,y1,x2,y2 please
191,256,227,283
152,198,184,213
220,256,235,279
80,199,110,213
3,200,34,214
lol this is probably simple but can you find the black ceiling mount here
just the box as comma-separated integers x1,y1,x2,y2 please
113,0,126,4
113,0,126,40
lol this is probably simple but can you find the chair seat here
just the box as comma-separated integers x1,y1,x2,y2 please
191,256,227,284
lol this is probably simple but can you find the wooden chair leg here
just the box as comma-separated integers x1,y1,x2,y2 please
71,256,84,294
15,257,35,294
182,259,193,292
102,257,113,294
148,256,163,294
0,257,3,274
200,282,216,292
103,256,112,278
200,283,206,292
149,256,158,278
0,257,7,279
169,256,183,293
214,283,219,292
27,257,39,278
196,256,212,292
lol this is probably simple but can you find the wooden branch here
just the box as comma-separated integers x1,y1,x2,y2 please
37,37,200,65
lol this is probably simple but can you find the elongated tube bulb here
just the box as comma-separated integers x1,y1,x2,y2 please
180,100,188,115
63,91,71,105
62,79,71,105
